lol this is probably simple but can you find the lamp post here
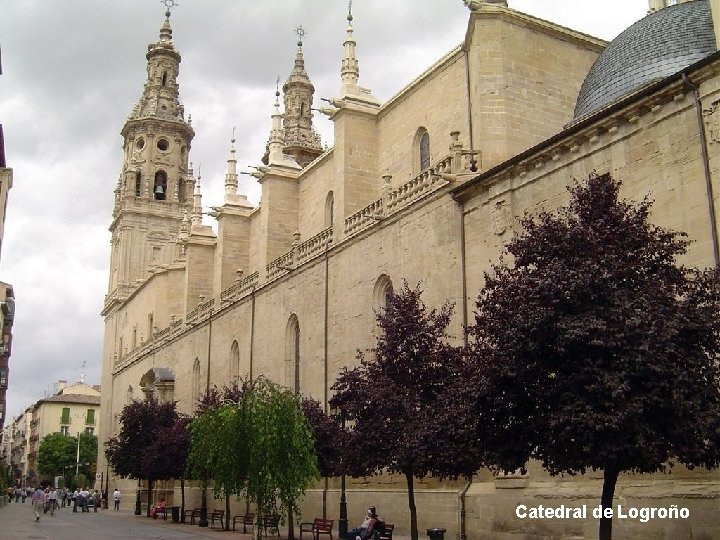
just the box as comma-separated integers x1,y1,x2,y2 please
331,407,349,539
135,478,142,515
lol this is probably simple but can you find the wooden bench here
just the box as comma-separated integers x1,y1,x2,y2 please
300,517,334,540
183,507,201,524
263,513,281,536
210,509,225,529
378,523,394,540
232,512,255,533
153,504,168,520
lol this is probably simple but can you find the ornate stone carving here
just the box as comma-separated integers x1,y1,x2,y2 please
491,199,511,235
703,100,720,144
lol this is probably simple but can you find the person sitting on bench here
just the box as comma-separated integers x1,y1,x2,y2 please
150,498,166,519
347,506,380,540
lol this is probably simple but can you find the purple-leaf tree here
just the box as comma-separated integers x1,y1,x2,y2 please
469,172,720,540
105,397,179,517
331,282,481,540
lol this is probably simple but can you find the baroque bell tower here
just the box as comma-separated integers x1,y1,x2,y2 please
104,8,195,313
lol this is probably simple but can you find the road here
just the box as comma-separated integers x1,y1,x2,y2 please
0,501,242,540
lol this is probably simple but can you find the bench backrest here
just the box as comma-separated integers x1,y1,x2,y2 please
314,518,334,532
380,523,394,540
212,509,224,516
244,513,255,523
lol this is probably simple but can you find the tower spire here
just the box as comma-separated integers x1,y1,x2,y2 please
282,27,323,167
340,1,360,97
224,128,239,203
192,166,203,229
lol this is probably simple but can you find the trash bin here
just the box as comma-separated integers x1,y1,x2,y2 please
426,528,446,540
171,506,181,522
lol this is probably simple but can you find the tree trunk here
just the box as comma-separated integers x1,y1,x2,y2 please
599,467,619,540
405,471,418,540
225,494,231,530
288,504,296,540
146,479,153,518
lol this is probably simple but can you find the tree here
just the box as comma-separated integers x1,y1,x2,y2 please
331,282,481,540
301,398,347,478
469,173,720,540
37,433,76,476
189,377,319,539
105,397,179,516
143,416,191,516
37,432,97,487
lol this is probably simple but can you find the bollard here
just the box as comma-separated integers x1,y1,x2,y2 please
426,528,446,540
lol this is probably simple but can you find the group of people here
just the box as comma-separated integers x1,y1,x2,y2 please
5,485,111,521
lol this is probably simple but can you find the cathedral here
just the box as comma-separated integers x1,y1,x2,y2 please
99,0,720,537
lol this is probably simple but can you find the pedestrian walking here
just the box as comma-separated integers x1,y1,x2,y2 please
31,487,46,522
113,488,121,511
72,488,79,512
48,487,58,515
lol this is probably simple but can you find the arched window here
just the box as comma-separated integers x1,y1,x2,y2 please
373,274,394,313
325,191,334,228
162,71,168,86
154,171,167,200
286,315,300,393
135,172,142,197
192,358,201,410
419,131,430,171
230,340,240,381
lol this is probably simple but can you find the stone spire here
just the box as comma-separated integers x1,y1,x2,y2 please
280,28,323,168
268,89,285,163
333,1,379,107
340,2,360,97
224,131,238,202
192,170,203,229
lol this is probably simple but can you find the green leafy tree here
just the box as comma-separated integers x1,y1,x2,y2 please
37,433,77,476
188,377,319,539
37,432,96,486
331,282,480,540
469,173,720,540
105,397,179,516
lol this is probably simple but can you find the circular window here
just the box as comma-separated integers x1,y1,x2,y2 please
135,138,145,150
156,139,170,151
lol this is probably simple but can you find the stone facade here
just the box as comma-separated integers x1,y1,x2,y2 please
99,2,720,538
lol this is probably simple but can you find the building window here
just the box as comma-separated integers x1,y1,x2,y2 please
60,407,70,424
0,368,6,387
373,274,394,313
162,71,168,86
325,191,334,228
135,172,142,196
286,315,300,393
154,170,168,200
60,426,69,436
86,409,95,425
85,427,94,436
419,131,430,171
230,340,240,381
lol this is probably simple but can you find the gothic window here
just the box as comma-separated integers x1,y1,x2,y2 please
192,358,201,409
325,191,334,228
373,274,394,313
286,315,300,393
162,71,168,86
154,171,167,200
135,172,142,197
230,340,240,381
419,131,431,171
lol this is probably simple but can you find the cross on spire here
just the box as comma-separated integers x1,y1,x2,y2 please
161,0,179,18
294,25,307,46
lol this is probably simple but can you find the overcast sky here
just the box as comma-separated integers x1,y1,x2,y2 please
0,0,650,423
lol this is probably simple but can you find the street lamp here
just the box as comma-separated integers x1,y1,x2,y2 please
198,299,213,528
135,478,142,515
331,406,351,539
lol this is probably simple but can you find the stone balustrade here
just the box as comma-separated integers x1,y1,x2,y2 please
267,250,295,281
297,227,333,265
220,271,259,303
385,155,452,214
344,198,384,236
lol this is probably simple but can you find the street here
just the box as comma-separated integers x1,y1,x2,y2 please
0,502,242,540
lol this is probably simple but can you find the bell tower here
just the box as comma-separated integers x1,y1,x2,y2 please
104,8,195,314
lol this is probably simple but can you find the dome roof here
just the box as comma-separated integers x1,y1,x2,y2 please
574,1,716,119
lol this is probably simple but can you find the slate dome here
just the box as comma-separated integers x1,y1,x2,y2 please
574,0,716,119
